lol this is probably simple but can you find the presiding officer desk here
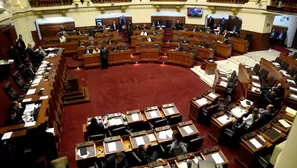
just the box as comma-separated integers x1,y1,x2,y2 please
172,30,249,54
0,48,66,145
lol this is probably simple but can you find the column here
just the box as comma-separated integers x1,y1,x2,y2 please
274,116,297,168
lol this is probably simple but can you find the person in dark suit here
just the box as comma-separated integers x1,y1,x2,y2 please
16,34,26,51
111,21,118,32
101,45,109,69
26,43,41,66
192,26,197,32
103,152,129,168
84,47,91,54
207,16,215,29
5,110,23,125
107,38,113,45
10,101,24,116
260,104,275,118
87,117,105,136
175,43,183,51
112,45,117,51
136,144,159,164
219,17,226,32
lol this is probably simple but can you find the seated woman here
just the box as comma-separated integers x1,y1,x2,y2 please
86,117,105,136
243,108,260,129
169,132,187,156
136,144,159,165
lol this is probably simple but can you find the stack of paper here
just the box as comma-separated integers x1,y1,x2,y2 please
24,121,36,127
148,134,156,142
158,132,167,139
208,92,218,99
240,99,253,108
252,82,261,88
217,115,231,125
131,113,140,121
150,110,159,118
287,79,296,84
135,136,145,146
289,87,297,92
231,107,245,118
285,107,297,117
211,152,224,164
219,81,228,87
278,119,291,128
167,108,175,115
109,118,122,126
108,142,117,152
251,87,261,93
195,98,208,106
22,98,32,103
252,75,259,80
177,162,188,168
40,95,49,100
221,77,228,81
1,132,13,140
183,126,193,134
249,138,262,149
26,88,36,95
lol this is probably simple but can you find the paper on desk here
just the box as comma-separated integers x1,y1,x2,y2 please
217,115,231,125
231,107,245,118
1,132,13,140
290,94,297,99
211,152,224,164
148,134,156,142
251,87,261,93
252,82,261,88
167,108,175,115
287,79,296,84
166,129,173,138
32,79,41,85
135,136,145,146
26,88,36,95
249,138,262,149
77,149,90,159
221,77,228,81
252,75,259,80
183,126,193,134
285,107,297,117
108,142,117,152
39,96,49,100
290,86,297,92
219,81,228,87
278,119,291,128
195,98,208,106
208,92,218,99
158,131,167,139
24,121,36,127
150,110,158,118
109,118,122,126
177,162,188,168
154,166,164,168
22,98,32,103
131,113,140,121
240,99,253,108
272,62,280,66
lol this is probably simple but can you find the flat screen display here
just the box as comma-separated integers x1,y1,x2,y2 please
187,8,203,17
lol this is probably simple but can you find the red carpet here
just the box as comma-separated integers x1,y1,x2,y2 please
59,64,243,168
271,45,291,53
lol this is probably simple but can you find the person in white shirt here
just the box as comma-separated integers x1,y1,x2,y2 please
243,108,260,128
59,35,66,43
147,36,152,42
140,29,147,36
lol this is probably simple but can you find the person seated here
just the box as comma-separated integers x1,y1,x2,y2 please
76,29,82,35
223,38,229,44
147,36,152,42
86,117,104,136
266,83,284,100
242,108,260,129
112,45,117,51
93,48,100,54
103,152,129,168
152,30,157,36
59,35,66,43
182,38,189,44
192,26,197,32
270,29,278,39
5,110,24,125
134,25,141,30
175,43,183,51
9,101,24,116
107,38,113,45
38,46,47,57
84,47,91,54
143,24,148,30
136,144,159,165
140,29,148,36
169,132,187,156
111,21,118,32
88,41,95,46
260,104,275,118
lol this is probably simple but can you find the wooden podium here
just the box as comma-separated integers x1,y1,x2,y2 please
63,75,90,105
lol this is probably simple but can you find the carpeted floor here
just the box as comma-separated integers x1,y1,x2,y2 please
59,63,243,168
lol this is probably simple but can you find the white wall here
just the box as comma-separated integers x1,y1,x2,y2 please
273,15,297,47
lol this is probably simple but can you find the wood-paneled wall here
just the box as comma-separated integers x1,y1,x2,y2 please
0,24,17,60
96,17,132,26
240,30,270,51
39,22,75,38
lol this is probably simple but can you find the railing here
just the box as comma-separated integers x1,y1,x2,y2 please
30,0,73,7
150,0,186,1
207,0,248,4
270,0,297,7
92,0,131,3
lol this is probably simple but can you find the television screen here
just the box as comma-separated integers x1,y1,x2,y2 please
187,8,203,17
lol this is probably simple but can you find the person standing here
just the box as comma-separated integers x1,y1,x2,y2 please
16,34,26,51
101,44,109,70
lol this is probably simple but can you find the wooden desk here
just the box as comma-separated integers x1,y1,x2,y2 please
129,131,150,149
103,136,124,155
204,60,217,75
230,37,249,53
259,126,284,144
144,106,162,121
204,92,220,101
201,148,229,166
161,103,180,117
131,35,163,46
140,49,160,61
126,109,144,124
189,97,211,122
154,126,173,143
209,112,234,142
167,50,194,68
83,53,100,68
75,141,97,161
109,50,131,65
177,121,199,138
107,116,124,128
135,41,162,53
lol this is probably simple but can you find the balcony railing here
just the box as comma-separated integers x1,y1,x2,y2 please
92,0,131,3
207,0,248,4
270,0,297,7
150,0,186,1
30,0,73,7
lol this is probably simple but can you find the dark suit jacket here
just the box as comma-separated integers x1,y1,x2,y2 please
100,48,109,60
176,46,183,51
17,39,26,50
111,24,118,31
103,155,129,168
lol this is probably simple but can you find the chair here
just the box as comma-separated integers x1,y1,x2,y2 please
274,57,282,65
218,95,232,111
280,61,289,70
12,71,30,91
201,104,219,124
253,63,261,74
258,68,268,80
187,136,204,152
88,133,105,141
3,82,24,102
109,126,131,136
168,114,182,126
151,118,168,128
292,52,297,59
18,64,34,81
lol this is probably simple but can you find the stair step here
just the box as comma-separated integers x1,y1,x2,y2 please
64,88,83,96
64,87,90,105
64,93,85,100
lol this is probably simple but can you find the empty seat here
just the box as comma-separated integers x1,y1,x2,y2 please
187,136,204,152
168,114,182,126
12,71,30,91
3,82,24,102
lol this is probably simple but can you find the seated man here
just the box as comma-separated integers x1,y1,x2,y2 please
140,29,148,36
9,101,24,116
260,104,275,118
86,117,105,136
84,47,91,54
266,83,284,99
242,108,260,129
182,38,189,44
6,110,24,125
110,21,118,32
112,45,117,51
134,25,141,30
103,152,128,168
147,36,152,42
175,43,183,51
136,144,159,164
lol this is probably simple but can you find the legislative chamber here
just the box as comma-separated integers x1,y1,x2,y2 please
0,0,297,168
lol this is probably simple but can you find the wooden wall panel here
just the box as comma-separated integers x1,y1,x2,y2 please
151,16,185,28
39,22,75,38
240,30,270,51
97,17,132,26
0,24,17,60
